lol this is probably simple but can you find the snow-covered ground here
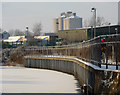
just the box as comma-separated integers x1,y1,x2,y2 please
0,66,81,93
101,65,120,70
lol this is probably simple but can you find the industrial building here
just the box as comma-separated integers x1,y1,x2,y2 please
53,10,82,32
58,25,120,43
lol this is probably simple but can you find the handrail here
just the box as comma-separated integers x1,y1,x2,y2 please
25,41,120,49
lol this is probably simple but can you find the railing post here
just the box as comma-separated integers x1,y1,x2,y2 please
116,43,118,70
106,44,108,69
98,62,101,68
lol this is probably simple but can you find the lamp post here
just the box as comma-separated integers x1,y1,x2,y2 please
91,8,96,38
91,26,93,39
115,28,118,34
108,23,111,35
25,26,29,46
56,22,59,32
25,26,29,38
115,27,118,70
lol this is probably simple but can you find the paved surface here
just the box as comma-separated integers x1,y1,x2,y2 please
0,66,81,94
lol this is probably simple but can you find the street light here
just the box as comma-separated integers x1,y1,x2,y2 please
115,28,118,34
56,22,59,32
91,26,93,38
25,26,29,46
91,8,96,38
115,27,118,70
108,23,111,35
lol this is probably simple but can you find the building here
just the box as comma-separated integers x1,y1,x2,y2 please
53,10,82,32
58,25,120,43
34,33,58,46
63,15,82,30
2,36,26,48
44,33,58,40
44,33,58,46
2,31,10,39
3,36,26,43
34,36,49,46
53,18,59,33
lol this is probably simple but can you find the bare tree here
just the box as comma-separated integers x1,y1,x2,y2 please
83,19,90,27
0,28,2,33
8,29,24,36
0,28,4,33
8,29,15,36
32,22,42,36
14,29,24,36
84,16,110,27
83,17,94,27
0,28,2,40
96,16,105,26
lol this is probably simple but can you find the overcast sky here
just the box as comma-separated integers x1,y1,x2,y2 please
1,0,120,33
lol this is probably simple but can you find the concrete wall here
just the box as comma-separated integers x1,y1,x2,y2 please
24,56,120,94
24,42,120,94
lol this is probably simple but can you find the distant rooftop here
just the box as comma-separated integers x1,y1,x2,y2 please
44,33,58,36
60,10,79,18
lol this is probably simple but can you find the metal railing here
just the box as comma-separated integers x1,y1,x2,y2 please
24,40,120,70
25,34,120,49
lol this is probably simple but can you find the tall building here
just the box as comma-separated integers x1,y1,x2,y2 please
63,13,82,30
118,1,120,25
53,10,82,32
53,18,59,33
58,17,65,31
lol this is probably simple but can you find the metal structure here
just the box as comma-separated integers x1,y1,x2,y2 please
91,8,96,38
24,34,120,70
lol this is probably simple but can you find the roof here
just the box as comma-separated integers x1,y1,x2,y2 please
69,16,80,19
44,33,58,36
59,24,120,31
34,36,49,40
3,36,26,42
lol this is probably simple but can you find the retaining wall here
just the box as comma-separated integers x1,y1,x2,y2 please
24,56,120,95
25,43,120,65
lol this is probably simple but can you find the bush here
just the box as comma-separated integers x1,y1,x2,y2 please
8,47,24,66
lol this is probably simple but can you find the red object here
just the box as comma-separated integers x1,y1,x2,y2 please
101,38,105,42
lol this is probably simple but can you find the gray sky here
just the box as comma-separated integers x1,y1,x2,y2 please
1,2,119,33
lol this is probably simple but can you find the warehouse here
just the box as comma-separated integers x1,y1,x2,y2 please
58,25,120,43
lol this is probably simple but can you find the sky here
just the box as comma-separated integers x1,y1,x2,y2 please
1,0,120,33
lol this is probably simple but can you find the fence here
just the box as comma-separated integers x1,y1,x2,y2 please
24,41,120,70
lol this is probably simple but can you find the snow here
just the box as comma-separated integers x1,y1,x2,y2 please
61,15,66,18
69,16,80,19
39,55,120,72
101,65,120,70
0,66,81,93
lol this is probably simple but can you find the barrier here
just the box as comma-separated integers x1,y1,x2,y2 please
24,56,120,94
